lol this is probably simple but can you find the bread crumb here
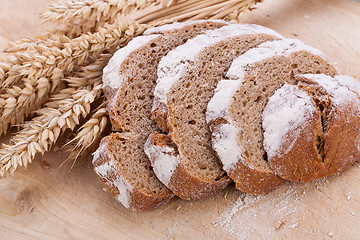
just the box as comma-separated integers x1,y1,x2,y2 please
176,206,182,211
328,232,333,237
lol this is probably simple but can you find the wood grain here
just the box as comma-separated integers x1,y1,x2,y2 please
0,0,360,239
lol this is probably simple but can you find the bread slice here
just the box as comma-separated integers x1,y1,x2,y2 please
263,74,360,182
206,39,338,194
94,20,228,210
145,24,283,200
93,133,173,211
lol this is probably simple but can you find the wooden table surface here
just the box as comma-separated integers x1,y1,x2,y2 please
1,0,360,239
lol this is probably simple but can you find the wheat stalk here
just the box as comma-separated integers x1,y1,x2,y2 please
136,0,262,23
0,21,146,137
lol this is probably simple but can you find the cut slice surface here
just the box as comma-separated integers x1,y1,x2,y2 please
206,38,338,194
263,74,360,182
95,20,228,210
146,24,283,200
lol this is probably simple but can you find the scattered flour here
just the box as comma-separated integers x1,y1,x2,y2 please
213,176,355,239
215,184,303,240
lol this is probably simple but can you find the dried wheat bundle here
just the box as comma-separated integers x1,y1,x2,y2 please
0,0,262,176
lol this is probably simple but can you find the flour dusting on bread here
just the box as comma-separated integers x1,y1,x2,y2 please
262,84,316,159
144,138,179,186
102,34,159,90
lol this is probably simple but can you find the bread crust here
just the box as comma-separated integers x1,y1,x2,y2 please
145,132,231,200
267,75,360,182
93,135,174,211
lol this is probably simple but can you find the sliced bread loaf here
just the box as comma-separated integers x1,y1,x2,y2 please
206,39,338,194
263,74,360,182
145,24,283,200
94,20,228,210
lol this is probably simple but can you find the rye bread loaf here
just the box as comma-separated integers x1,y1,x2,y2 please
144,24,283,200
94,20,227,210
206,38,338,194
263,74,360,182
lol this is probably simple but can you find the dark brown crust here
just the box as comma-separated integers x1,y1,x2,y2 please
268,75,360,182
147,132,231,200
93,135,174,211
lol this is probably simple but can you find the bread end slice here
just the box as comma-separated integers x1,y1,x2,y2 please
264,75,360,182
